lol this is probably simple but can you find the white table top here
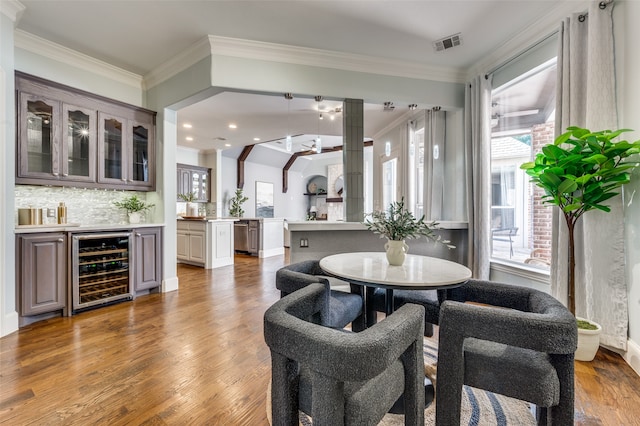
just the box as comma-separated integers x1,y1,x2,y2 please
320,252,472,290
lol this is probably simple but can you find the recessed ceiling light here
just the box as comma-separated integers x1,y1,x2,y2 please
183,123,192,128
186,136,193,141
225,143,231,147
253,137,260,141
228,123,237,129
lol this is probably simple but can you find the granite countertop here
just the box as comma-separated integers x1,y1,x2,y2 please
14,223,165,234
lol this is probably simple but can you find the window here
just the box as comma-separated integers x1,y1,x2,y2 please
409,125,425,218
490,58,556,269
382,157,397,209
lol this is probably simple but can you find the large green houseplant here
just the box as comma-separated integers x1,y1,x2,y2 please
521,127,640,319
363,198,454,265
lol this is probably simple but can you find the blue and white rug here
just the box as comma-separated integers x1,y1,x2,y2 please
378,339,536,426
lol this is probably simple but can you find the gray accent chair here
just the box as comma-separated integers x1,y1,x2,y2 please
276,260,365,330
436,279,578,426
371,288,441,337
264,283,426,426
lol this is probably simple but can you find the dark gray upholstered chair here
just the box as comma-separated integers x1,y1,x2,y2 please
264,283,426,426
371,288,441,337
435,279,578,426
276,260,365,330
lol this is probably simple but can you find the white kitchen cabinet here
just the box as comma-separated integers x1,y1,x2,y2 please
177,219,235,268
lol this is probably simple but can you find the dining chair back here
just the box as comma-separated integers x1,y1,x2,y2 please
264,283,426,425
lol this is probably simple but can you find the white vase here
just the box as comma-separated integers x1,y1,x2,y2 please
384,239,408,266
128,211,142,224
187,202,198,217
575,317,602,362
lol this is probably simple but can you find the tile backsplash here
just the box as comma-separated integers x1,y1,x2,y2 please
15,185,153,226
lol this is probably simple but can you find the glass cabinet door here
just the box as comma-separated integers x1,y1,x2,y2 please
192,171,201,200
200,171,208,202
128,120,154,188
18,93,61,178
62,104,96,182
98,112,126,184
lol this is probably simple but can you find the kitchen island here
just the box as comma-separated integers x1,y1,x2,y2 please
177,218,236,269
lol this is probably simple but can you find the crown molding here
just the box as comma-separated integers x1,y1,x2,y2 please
0,0,25,22
144,36,213,90
209,36,467,84
14,29,143,89
466,0,589,80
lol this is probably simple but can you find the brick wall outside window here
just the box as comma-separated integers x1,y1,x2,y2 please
529,122,554,263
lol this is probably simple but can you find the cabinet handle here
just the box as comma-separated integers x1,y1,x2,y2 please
57,238,64,243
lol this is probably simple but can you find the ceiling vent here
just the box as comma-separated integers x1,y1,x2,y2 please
433,33,462,52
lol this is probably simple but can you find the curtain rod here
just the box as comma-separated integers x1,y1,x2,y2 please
484,0,614,79
484,30,558,79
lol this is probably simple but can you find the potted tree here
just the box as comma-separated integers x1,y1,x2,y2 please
229,188,249,218
521,126,640,360
363,197,454,266
113,194,155,224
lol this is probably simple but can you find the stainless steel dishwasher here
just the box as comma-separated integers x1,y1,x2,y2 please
234,222,248,252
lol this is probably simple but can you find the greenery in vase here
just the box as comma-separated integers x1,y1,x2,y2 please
229,188,249,217
521,126,640,317
113,194,155,214
363,198,454,248
178,191,198,202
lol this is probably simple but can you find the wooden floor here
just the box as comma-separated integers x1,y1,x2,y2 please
1,253,639,425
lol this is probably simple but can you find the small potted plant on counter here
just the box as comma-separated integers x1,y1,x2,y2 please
113,194,155,224
363,197,454,266
178,191,200,217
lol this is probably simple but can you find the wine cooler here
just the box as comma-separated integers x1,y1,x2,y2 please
72,232,133,312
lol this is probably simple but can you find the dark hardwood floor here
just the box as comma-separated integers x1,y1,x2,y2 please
1,253,639,425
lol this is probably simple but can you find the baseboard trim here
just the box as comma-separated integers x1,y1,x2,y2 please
1,310,19,337
623,338,640,377
162,276,179,293
260,247,285,258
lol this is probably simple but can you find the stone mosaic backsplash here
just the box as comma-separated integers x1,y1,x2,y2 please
15,185,153,226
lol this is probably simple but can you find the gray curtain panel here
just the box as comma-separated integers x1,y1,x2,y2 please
464,75,492,279
553,0,627,350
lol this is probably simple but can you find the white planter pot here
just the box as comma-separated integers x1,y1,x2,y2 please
575,317,602,362
128,212,142,224
187,202,199,217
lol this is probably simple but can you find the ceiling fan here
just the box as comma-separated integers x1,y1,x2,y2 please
300,139,321,154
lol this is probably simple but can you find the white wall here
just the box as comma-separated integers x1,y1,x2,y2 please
618,0,640,370
220,154,307,220
0,8,19,336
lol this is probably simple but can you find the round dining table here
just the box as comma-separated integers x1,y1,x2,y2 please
320,251,472,315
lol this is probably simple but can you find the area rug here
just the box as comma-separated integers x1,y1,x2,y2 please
267,339,537,426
